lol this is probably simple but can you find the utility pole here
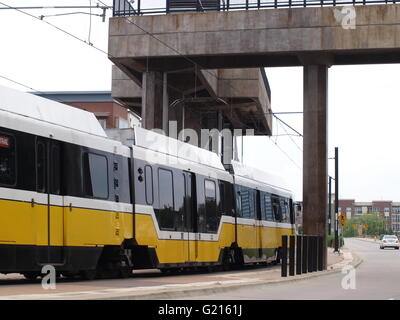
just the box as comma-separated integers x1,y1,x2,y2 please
334,147,339,252
328,176,332,235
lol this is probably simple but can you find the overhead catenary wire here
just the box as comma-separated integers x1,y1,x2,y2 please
123,15,303,139
1,2,303,170
276,117,303,153
0,1,109,53
1,0,301,137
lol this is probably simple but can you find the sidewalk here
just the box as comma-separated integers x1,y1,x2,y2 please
0,247,361,300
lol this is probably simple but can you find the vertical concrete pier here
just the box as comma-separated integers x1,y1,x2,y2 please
142,71,164,130
303,64,328,269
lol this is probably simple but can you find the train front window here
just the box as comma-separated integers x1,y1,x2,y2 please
0,134,16,186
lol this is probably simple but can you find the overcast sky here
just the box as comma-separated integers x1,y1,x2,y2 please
1,1,400,202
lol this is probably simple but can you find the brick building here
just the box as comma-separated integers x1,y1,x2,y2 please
296,198,400,235
34,91,141,130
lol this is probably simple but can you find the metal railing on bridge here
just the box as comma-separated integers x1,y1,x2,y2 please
113,0,400,16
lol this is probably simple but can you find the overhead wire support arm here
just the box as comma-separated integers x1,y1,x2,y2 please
0,5,112,10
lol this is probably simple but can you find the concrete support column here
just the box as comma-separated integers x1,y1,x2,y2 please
142,71,163,130
162,73,169,134
303,64,328,270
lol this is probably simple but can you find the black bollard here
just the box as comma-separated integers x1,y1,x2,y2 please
308,235,313,272
318,236,324,271
313,236,318,272
302,235,308,273
289,235,295,276
281,235,288,277
296,235,302,275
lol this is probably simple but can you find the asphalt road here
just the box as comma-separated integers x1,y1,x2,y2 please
180,238,400,300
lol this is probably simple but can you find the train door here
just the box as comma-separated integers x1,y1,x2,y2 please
183,171,197,262
255,190,262,259
36,138,64,265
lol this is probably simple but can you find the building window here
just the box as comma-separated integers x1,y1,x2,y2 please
0,134,16,186
83,152,109,199
97,118,107,129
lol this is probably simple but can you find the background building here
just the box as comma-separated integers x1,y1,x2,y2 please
296,198,400,235
34,91,141,130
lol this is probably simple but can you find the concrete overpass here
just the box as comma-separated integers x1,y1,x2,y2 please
108,2,400,268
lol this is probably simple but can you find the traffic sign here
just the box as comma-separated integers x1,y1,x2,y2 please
364,224,368,229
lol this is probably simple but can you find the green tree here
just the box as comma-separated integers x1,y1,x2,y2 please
343,211,389,237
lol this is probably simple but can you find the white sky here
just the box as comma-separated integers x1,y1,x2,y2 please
1,1,400,202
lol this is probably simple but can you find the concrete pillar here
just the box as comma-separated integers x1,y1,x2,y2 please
162,73,169,134
303,64,328,270
142,71,163,130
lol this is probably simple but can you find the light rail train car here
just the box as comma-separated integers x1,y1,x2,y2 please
0,85,296,279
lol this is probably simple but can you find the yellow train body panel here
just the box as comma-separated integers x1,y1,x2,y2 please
134,213,295,264
0,199,133,248
65,208,133,247
0,199,47,246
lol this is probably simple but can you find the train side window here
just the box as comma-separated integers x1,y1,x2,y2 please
280,198,289,223
272,196,282,222
157,168,175,230
50,144,61,195
0,134,16,186
240,187,255,219
83,152,109,199
36,141,47,193
219,180,233,216
204,179,218,232
263,193,275,221
145,165,153,205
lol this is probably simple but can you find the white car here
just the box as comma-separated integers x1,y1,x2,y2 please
380,235,400,249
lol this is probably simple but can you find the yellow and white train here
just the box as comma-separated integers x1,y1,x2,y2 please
0,85,295,279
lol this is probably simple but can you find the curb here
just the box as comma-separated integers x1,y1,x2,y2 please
101,249,363,300
0,249,362,300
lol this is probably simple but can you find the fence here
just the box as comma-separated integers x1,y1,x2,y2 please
281,234,324,277
113,0,400,16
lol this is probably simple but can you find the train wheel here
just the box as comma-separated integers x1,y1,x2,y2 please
119,267,132,278
80,269,97,280
23,272,39,280
272,249,280,265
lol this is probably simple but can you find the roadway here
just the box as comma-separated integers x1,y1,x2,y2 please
0,238,396,300
180,238,400,300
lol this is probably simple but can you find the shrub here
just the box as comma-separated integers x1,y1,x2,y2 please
327,234,344,248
